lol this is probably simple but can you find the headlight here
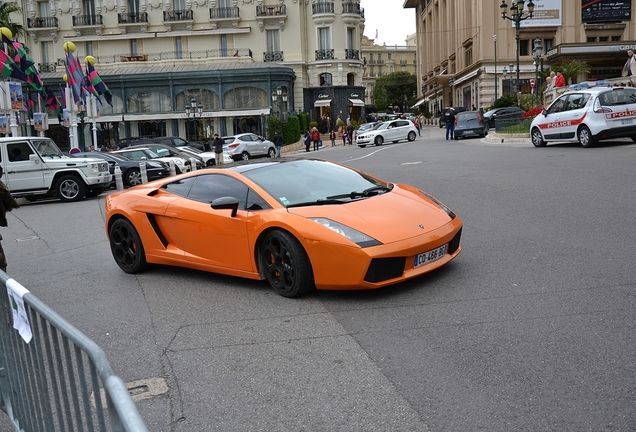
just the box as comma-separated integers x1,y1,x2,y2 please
418,190,456,219
309,218,381,247
174,159,184,166
88,162,98,173
147,162,162,168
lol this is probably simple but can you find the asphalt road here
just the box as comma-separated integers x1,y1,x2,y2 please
2,126,635,431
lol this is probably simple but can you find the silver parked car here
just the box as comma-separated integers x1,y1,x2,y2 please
356,119,418,147
223,133,276,161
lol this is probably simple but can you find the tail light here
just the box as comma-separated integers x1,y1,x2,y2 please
593,98,612,114
227,143,240,149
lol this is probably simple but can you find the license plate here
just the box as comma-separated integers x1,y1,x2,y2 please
621,118,633,125
413,244,447,268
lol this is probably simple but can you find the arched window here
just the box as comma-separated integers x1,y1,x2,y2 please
223,87,268,109
320,73,332,86
127,92,171,113
176,89,219,111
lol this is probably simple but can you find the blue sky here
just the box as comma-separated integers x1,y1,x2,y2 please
361,0,416,46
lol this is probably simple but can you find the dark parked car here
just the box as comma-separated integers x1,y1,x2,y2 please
116,136,205,151
439,106,467,128
482,106,525,128
72,151,171,187
453,111,488,140
126,143,205,170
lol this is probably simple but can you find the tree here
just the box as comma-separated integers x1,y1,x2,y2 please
0,2,25,42
373,71,417,113
555,60,591,85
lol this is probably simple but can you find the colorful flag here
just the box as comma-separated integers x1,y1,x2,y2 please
86,62,113,106
11,41,45,94
65,49,87,105
45,87,62,121
0,50,28,81
25,98,35,120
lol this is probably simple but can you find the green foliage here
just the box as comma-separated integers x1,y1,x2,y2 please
266,116,281,140
373,71,417,113
281,115,300,145
336,118,345,127
554,60,591,85
518,94,534,111
491,94,517,108
0,3,26,42
309,121,318,129
298,112,309,132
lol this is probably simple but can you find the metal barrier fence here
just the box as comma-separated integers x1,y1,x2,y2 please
494,115,528,133
0,271,148,432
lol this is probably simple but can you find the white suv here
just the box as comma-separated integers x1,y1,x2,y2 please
356,119,418,147
530,83,636,148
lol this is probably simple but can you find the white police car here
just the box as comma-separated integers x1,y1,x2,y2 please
530,81,636,148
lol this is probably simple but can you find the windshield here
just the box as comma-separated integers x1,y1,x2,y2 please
242,159,390,207
34,140,64,157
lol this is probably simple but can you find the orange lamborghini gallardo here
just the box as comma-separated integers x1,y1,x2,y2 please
105,158,462,298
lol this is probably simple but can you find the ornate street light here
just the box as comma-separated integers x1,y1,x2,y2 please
501,0,535,104
272,86,289,123
185,97,203,141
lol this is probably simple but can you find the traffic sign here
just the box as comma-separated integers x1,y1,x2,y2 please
530,79,536,88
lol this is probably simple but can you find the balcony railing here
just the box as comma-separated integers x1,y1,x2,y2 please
38,62,57,72
27,17,58,28
342,2,363,16
263,51,284,62
72,14,103,26
210,7,240,19
345,49,360,60
91,48,253,64
163,9,193,21
312,2,334,14
118,12,148,23
256,5,286,16
315,49,334,60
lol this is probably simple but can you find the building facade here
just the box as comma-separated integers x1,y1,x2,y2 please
360,34,417,108
404,0,636,114
12,0,366,148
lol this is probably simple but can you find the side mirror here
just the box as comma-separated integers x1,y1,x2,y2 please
211,196,239,217
542,109,547,117
29,153,40,164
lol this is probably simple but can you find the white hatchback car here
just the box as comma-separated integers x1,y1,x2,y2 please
530,83,636,148
356,119,418,147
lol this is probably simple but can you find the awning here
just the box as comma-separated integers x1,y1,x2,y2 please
314,99,332,107
452,69,479,86
349,98,365,106
411,97,426,108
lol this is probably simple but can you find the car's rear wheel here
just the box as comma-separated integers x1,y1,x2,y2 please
56,175,86,202
125,169,142,186
531,127,547,147
407,131,416,141
374,136,384,146
578,125,597,148
241,152,250,161
260,229,314,298
268,147,276,158
109,218,147,274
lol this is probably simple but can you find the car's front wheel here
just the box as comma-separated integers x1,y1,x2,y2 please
531,127,547,147
374,136,384,146
206,159,216,167
407,131,416,141
56,175,86,202
109,218,147,274
260,229,314,298
578,125,597,148
125,169,142,186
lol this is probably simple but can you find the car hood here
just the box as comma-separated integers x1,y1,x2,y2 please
287,185,454,243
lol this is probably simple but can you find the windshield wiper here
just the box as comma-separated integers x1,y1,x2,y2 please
326,184,393,200
286,198,348,208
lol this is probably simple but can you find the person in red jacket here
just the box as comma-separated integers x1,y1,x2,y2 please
554,71,566,88
311,127,321,151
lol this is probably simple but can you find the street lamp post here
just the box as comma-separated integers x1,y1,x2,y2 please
185,97,203,141
509,62,514,95
271,86,289,123
493,35,498,101
448,77,454,106
501,0,535,105
433,80,439,115
533,38,543,106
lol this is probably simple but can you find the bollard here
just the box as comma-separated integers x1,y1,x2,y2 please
190,157,197,171
140,162,148,183
114,165,124,190
169,160,176,176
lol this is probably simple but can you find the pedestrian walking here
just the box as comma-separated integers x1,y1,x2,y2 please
0,166,19,273
330,130,336,146
212,133,224,165
445,108,456,140
346,122,354,145
622,48,636,77
273,130,284,157
303,130,311,152
311,127,321,151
